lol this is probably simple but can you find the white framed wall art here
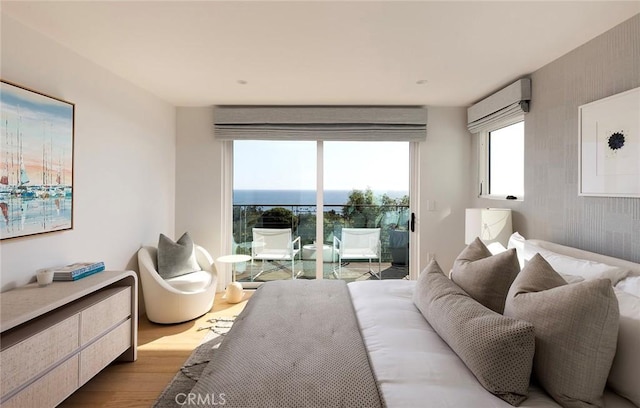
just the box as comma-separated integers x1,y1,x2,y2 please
579,87,640,197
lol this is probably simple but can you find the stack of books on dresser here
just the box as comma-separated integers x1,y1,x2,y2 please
50,261,106,281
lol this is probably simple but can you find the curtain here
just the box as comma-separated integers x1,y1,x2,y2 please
467,78,531,133
213,106,427,141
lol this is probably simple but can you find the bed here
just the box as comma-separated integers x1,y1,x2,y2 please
185,236,640,408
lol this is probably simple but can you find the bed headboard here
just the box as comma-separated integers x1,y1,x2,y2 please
528,239,640,277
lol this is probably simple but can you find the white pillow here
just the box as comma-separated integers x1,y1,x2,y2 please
523,241,630,285
507,232,526,269
607,289,640,406
615,276,640,298
486,241,507,255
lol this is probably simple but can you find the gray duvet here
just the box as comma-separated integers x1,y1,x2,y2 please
190,279,384,408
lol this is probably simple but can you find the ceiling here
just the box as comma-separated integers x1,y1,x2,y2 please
2,1,639,107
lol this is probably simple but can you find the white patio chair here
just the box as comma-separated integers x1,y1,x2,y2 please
333,228,382,279
251,228,301,280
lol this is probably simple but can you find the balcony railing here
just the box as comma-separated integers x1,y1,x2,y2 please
232,203,410,264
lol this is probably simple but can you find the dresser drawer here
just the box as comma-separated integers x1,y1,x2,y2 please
0,314,79,399
80,287,131,345
0,271,137,406
79,318,132,385
2,354,79,408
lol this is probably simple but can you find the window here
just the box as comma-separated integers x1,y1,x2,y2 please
231,140,411,287
216,105,424,287
479,120,524,199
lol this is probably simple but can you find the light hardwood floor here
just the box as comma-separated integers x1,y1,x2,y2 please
60,291,252,408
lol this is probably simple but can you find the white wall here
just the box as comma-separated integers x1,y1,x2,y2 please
175,107,226,290
0,14,176,291
175,106,471,282
418,107,471,272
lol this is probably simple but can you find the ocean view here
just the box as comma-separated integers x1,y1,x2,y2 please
233,189,408,206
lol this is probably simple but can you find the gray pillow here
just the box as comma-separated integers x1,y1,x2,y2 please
413,260,535,406
504,254,619,408
157,232,201,279
451,237,520,314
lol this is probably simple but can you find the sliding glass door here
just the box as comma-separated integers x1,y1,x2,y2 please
232,140,410,286
232,141,316,285
324,142,409,281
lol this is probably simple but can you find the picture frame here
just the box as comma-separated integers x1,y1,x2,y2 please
0,80,75,240
579,87,640,197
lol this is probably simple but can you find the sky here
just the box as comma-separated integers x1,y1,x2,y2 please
233,140,409,192
489,121,524,196
1,82,74,186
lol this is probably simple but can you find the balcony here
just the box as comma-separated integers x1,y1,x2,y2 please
232,203,410,283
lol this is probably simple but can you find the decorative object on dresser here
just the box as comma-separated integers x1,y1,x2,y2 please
43,261,106,281
137,233,218,324
0,80,75,241
0,270,137,408
35,269,54,287
465,208,513,247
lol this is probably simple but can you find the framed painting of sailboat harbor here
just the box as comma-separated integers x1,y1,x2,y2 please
1,80,74,240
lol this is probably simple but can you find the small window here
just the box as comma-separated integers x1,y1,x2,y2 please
479,120,524,199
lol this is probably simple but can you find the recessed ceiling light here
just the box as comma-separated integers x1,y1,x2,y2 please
237,80,248,85
416,79,428,85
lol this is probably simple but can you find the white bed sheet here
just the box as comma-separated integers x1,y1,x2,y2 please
348,280,634,408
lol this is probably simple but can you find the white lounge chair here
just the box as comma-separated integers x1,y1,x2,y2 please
137,245,217,324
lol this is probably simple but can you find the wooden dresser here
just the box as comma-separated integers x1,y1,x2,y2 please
0,270,138,407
